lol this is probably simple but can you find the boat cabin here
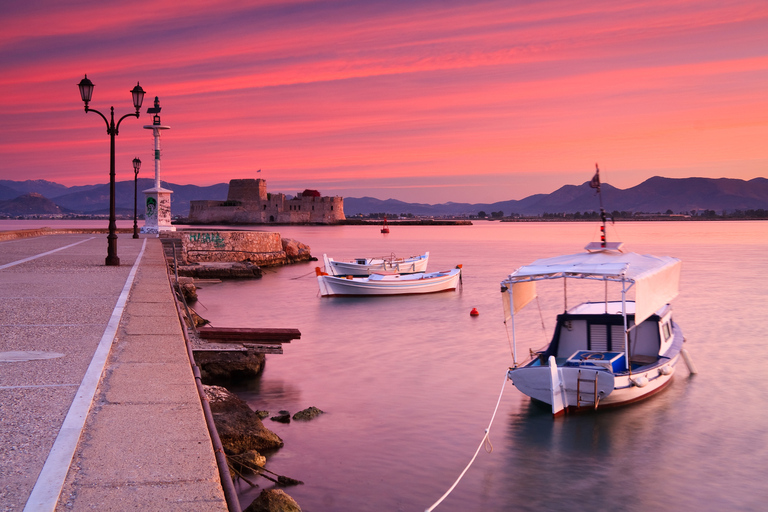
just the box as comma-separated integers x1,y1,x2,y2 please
537,301,675,372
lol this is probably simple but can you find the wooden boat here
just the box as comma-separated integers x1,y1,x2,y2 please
502,165,693,415
316,266,461,297
323,252,429,276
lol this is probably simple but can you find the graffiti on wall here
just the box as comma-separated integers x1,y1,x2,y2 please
189,231,226,249
158,196,172,224
146,197,157,219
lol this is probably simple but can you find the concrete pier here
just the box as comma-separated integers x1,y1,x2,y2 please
0,233,227,511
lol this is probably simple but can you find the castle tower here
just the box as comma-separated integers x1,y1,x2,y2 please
141,97,175,234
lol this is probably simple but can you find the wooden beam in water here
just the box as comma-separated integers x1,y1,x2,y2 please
197,326,301,344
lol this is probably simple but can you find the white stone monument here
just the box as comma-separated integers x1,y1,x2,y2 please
141,96,175,234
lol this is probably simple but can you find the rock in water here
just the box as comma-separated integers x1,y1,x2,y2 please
281,238,312,262
270,410,291,423
292,406,324,421
244,489,302,512
203,385,283,453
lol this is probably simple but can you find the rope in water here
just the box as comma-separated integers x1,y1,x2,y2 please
424,372,510,512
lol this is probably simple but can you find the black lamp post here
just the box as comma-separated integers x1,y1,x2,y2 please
132,157,141,238
77,74,146,266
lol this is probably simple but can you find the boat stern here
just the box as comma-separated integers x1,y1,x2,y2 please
508,356,615,415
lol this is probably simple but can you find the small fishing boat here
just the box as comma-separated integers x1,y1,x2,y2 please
323,252,429,276
502,166,694,415
316,266,461,297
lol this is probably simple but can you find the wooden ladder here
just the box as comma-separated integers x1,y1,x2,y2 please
576,369,601,410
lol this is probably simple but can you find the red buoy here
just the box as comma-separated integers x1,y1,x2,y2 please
470,307,479,316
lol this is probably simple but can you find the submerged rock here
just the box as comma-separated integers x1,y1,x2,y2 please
244,489,302,512
203,385,283,453
292,407,324,421
270,410,291,423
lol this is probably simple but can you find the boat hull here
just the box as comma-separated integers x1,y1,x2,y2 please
317,268,460,297
507,352,681,414
324,253,429,276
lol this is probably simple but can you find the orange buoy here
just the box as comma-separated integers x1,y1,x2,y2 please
470,307,479,316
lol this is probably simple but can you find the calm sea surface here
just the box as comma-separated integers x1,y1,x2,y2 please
8,220,764,511
191,221,768,512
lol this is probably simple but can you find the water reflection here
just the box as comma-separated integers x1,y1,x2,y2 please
191,221,768,512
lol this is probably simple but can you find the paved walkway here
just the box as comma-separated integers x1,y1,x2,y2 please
0,234,227,511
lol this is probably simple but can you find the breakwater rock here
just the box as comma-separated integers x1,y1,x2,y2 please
204,385,283,453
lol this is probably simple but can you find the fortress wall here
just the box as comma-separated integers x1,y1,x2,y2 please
182,230,283,263
227,179,267,202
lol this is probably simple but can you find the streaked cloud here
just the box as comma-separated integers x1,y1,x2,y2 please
0,0,766,202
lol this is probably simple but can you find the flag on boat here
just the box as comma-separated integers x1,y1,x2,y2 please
590,164,600,191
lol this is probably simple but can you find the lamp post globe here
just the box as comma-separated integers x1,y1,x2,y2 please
77,75,94,110
132,157,141,238
130,83,146,114
77,74,146,265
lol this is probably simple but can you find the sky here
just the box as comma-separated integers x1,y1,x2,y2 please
0,0,766,204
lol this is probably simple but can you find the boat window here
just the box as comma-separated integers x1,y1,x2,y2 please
663,322,672,341
611,325,624,349
589,324,609,351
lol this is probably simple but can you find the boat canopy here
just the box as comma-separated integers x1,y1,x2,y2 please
501,248,681,326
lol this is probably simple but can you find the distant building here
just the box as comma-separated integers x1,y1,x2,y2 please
188,178,345,224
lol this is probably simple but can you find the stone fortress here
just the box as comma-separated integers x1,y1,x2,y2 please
187,178,345,224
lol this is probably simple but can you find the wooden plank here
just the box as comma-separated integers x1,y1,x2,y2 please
192,345,283,354
197,326,300,343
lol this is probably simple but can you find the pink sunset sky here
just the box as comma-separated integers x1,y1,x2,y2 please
0,0,766,203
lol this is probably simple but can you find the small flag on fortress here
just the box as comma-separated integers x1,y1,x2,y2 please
590,164,600,191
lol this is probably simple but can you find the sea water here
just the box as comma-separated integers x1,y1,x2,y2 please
192,221,768,512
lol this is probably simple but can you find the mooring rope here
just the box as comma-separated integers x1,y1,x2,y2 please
424,371,510,512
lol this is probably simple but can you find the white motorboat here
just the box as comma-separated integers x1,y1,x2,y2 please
502,166,693,415
316,266,461,297
323,252,429,276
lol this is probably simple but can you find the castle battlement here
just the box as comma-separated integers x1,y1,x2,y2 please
188,178,345,225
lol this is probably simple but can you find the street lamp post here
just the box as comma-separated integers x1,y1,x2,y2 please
132,157,141,238
77,75,146,266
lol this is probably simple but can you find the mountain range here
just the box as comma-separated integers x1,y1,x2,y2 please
0,176,766,217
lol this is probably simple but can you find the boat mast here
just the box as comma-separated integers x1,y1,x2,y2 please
590,163,607,248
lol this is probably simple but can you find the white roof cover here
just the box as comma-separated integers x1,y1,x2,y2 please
502,249,681,325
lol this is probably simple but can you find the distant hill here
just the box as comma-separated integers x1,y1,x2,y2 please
49,180,230,216
344,177,768,216
0,193,64,215
0,176,765,217
0,179,100,199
